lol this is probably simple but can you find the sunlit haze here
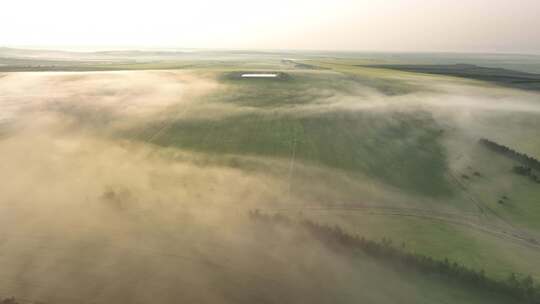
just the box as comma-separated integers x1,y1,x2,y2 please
1,0,540,53
2,2,540,304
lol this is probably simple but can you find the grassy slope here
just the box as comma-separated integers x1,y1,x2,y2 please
3,55,538,300
116,65,540,281
294,60,540,273
182,217,524,304
142,110,451,197
116,62,540,277
128,70,451,197
0,216,521,304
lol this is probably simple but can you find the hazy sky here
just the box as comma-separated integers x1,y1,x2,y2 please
1,0,539,53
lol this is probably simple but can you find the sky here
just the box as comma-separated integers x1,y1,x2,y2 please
1,0,539,53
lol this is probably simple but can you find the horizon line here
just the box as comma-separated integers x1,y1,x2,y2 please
2,45,540,57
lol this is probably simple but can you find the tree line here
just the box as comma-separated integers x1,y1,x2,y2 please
0,298,25,304
513,166,540,183
479,138,540,172
249,210,540,304
0,297,45,304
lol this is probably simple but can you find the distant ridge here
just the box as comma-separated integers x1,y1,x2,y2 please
364,64,540,91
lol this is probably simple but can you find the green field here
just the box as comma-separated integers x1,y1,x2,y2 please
0,49,539,303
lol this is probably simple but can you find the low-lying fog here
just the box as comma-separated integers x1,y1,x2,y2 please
0,69,539,303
